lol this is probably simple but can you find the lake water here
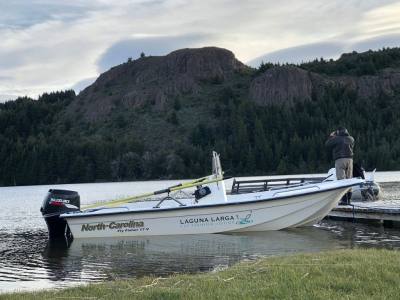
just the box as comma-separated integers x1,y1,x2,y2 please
1,172,400,293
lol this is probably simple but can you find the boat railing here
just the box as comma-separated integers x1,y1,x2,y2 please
272,185,321,197
83,206,131,213
230,177,325,194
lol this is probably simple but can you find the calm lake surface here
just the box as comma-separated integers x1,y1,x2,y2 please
1,172,400,293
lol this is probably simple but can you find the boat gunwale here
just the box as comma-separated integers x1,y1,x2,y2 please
62,180,362,219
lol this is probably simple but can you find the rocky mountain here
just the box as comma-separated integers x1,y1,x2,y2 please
71,47,400,118
71,47,249,120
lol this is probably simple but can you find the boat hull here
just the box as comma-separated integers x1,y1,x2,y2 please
65,186,350,238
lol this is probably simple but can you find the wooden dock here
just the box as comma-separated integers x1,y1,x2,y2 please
327,201,400,227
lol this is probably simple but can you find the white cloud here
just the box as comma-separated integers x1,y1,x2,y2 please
0,0,399,101
247,41,345,66
357,1,400,38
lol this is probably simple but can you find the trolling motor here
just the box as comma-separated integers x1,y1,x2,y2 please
40,189,80,239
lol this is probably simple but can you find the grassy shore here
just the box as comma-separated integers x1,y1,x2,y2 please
2,249,399,299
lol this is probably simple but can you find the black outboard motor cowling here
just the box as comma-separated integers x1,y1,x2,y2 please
353,163,365,179
40,189,80,239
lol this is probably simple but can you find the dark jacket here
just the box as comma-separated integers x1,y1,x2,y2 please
325,129,354,160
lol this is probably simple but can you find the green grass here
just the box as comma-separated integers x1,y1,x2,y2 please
2,249,400,299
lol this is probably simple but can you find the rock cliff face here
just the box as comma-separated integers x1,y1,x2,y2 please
335,70,400,99
248,66,400,106
249,66,317,105
72,47,248,120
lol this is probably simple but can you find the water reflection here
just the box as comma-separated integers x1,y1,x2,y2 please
1,222,400,293
318,220,400,249
40,228,343,283
42,237,78,282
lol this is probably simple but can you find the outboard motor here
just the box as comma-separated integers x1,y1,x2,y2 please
353,163,365,179
40,189,80,239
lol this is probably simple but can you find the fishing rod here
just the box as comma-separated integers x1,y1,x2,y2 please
83,175,225,210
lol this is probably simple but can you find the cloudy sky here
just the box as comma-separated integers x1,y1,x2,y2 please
1,0,400,101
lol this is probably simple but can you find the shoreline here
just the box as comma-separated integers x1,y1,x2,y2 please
1,248,399,299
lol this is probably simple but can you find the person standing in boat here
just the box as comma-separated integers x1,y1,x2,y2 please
325,127,355,180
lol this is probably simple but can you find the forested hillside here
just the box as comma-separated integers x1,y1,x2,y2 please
1,47,400,186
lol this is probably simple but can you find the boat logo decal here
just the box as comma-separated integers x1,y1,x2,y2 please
50,198,70,205
179,212,253,227
81,220,147,233
236,213,252,225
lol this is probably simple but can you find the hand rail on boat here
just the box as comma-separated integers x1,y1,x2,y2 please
82,206,131,213
231,177,325,194
272,185,321,197
268,183,306,190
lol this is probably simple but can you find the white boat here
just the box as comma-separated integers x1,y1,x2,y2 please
41,152,363,239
